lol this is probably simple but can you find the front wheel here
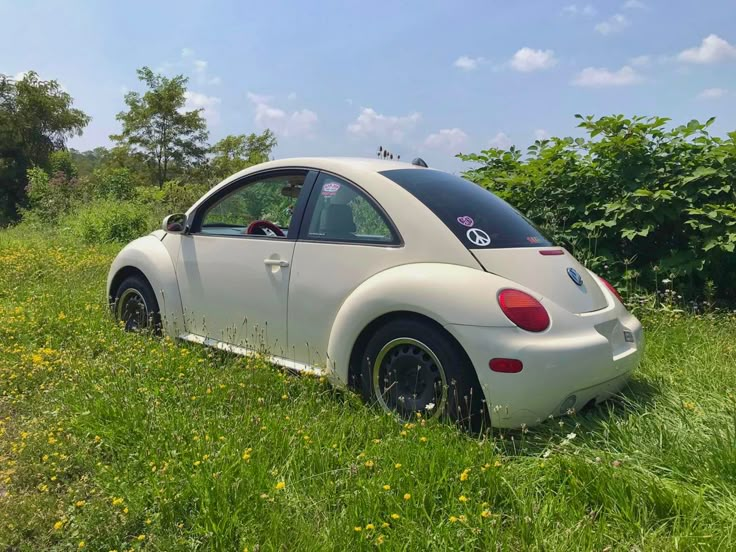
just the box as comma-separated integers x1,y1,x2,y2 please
360,318,487,430
113,275,161,333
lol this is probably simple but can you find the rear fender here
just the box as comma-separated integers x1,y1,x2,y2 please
325,263,517,386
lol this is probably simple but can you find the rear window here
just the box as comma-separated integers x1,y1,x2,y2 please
380,169,552,249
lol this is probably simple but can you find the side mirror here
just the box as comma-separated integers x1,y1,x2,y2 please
162,213,187,233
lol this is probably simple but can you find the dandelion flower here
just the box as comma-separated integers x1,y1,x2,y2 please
419,436,428,443
377,535,385,544
75,500,85,507
365,523,375,530
354,526,362,532
275,481,286,490
459,495,468,503
449,516,458,523
383,485,391,491
53,520,64,530
78,541,85,549
481,510,492,518
460,469,470,481
390,513,400,520
112,497,123,506
394,463,402,469
364,460,374,469
137,534,145,541
403,493,411,500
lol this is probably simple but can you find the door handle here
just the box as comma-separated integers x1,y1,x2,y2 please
264,258,290,267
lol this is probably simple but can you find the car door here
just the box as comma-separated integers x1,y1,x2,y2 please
175,169,315,357
287,172,403,369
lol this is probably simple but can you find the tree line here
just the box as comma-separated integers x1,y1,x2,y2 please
0,67,276,225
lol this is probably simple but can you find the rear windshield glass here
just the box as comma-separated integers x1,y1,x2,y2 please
380,169,552,249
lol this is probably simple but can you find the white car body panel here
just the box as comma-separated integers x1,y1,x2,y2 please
108,157,645,428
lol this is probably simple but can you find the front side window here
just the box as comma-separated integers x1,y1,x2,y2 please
380,169,551,249
302,173,397,244
198,173,305,237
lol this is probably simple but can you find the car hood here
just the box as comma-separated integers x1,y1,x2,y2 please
471,248,608,314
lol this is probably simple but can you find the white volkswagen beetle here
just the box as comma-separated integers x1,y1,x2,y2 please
107,157,643,428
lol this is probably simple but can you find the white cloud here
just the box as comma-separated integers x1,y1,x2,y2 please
697,87,728,100
488,132,512,149
534,129,550,140
454,55,485,71
595,14,630,35
678,34,736,64
424,128,469,152
12,71,28,81
347,107,421,142
509,48,557,72
623,0,646,9
181,47,194,58
192,58,221,86
572,65,642,87
247,92,318,137
562,4,596,16
629,55,651,67
183,91,222,124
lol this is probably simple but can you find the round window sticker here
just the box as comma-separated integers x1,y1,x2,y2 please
321,182,341,197
466,227,491,247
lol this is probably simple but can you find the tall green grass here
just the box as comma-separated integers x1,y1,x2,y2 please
0,227,734,550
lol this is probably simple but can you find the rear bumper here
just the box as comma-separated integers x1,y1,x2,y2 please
446,304,644,428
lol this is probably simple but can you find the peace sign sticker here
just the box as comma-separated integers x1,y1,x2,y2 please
466,227,491,247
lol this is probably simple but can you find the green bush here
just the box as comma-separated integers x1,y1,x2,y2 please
135,180,210,215
65,199,156,244
23,166,81,222
84,167,137,201
460,115,736,303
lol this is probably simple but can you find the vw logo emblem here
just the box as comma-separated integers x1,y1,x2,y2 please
567,267,583,286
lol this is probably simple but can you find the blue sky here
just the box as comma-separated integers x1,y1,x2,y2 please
2,0,735,171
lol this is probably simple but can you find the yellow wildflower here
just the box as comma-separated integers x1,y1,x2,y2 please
481,510,492,518
354,526,362,532
53,520,64,530
460,468,470,481
394,463,402,469
365,523,375,530
382,485,391,491
449,516,458,523
136,534,145,541
390,513,400,520
78,542,85,549
403,493,411,500
459,495,468,503
75,500,86,507
275,481,285,490
364,460,375,468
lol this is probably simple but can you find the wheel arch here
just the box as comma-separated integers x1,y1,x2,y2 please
346,310,475,391
106,235,184,337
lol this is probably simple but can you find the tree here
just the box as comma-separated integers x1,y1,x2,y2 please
0,71,89,223
111,67,208,187
209,130,277,181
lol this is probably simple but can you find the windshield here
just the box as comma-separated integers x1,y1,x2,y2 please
380,169,552,249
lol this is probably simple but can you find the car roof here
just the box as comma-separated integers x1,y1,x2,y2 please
243,156,429,174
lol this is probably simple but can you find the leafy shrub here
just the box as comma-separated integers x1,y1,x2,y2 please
65,199,156,244
135,180,210,215
84,167,137,201
23,166,81,222
460,115,736,302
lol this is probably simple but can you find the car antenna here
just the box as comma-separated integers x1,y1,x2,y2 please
411,157,428,168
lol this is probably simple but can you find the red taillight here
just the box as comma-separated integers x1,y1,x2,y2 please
599,277,623,303
489,358,523,373
497,289,550,332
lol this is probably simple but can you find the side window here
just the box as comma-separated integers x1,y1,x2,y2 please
198,173,305,237
303,173,397,244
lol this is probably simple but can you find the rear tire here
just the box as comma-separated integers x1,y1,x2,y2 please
359,318,487,430
113,275,161,334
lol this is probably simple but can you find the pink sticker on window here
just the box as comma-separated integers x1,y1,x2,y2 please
321,182,341,196
457,215,474,227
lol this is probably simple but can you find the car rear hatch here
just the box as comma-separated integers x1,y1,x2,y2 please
471,248,608,313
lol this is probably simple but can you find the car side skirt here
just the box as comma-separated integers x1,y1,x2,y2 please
179,333,324,377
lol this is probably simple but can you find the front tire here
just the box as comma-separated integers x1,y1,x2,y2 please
113,275,161,333
360,318,487,430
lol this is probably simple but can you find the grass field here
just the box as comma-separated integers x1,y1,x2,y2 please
1,228,735,551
